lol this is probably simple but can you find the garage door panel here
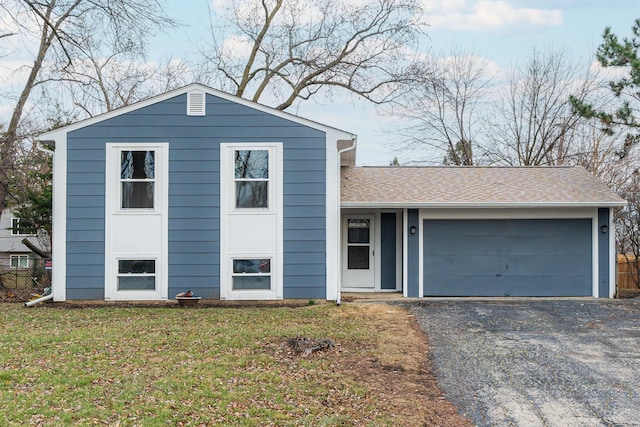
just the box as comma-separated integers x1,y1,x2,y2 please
423,219,592,297
505,255,588,275
505,276,592,296
425,220,504,236
426,236,511,256
425,276,507,297
426,255,505,276
509,234,591,255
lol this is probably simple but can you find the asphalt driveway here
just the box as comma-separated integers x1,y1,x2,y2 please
403,300,640,426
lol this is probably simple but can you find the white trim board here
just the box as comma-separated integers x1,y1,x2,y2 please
220,143,284,300
104,143,169,301
51,135,67,301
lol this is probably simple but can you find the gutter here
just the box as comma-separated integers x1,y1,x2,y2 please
340,201,628,209
335,136,357,306
36,141,55,155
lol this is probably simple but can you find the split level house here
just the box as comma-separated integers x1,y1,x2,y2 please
35,83,626,302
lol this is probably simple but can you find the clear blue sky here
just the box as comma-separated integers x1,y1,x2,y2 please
153,1,640,165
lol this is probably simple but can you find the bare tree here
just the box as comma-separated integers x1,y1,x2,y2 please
59,55,191,117
386,52,492,165
199,0,424,111
485,50,600,166
52,16,190,116
0,0,176,221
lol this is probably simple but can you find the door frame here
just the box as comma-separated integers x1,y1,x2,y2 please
341,214,376,290
340,210,403,292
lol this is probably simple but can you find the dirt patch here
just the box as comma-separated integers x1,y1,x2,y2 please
330,303,471,426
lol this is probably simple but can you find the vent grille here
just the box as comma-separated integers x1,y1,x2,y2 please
187,91,206,116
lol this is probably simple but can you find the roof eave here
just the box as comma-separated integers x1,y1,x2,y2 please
340,201,628,209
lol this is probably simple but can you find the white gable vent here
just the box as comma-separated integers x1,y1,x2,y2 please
187,90,206,116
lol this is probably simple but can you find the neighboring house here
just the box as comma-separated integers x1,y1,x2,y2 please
0,208,38,269
36,83,626,302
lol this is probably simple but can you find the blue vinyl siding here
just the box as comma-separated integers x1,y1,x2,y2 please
598,208,610,297
381,213,397,290
65,92,326,300
65,134,105,300
406,209,420,297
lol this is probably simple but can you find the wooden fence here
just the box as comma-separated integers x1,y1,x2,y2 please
618,255,640,290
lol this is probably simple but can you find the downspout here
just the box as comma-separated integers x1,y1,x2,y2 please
24,287,53,307
335,136,357,306
36,141,54,156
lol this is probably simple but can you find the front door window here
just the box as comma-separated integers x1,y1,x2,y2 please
347,219,370,269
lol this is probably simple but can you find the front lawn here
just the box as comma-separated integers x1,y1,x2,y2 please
0,303,469,426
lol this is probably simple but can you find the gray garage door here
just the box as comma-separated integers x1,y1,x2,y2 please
423,219,592,297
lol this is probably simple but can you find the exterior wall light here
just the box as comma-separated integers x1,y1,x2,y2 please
600,225,609,233
410,225,417,234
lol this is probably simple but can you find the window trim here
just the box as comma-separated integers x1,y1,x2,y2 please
105,142,169,301
231,258,272,291
10,218,33,236
119,150,157,211
233,149,270,210
116,258,157,292
10,254,30,269
224,145,277,215
107,144,166,215
219,142,283,300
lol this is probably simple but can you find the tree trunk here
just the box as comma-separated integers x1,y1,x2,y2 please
21,238,50,259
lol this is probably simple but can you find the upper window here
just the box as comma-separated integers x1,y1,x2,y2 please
234,150,269,209
120,150,155,209
11,218,34,236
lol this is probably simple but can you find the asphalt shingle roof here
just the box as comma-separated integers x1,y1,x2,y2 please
340,166,626,207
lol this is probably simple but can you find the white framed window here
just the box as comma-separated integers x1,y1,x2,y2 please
220,143,283,300
232,258,271,290
117,259,156,291
10,255,30,269
11,218,33,235
105,143,168,301
234,149,269,209
120,150,156,209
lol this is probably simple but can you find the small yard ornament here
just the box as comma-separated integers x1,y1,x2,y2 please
175,290,201,307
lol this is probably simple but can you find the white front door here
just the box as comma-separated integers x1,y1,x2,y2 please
342,215,375,289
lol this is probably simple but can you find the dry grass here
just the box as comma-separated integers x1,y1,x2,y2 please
0,302,470,426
